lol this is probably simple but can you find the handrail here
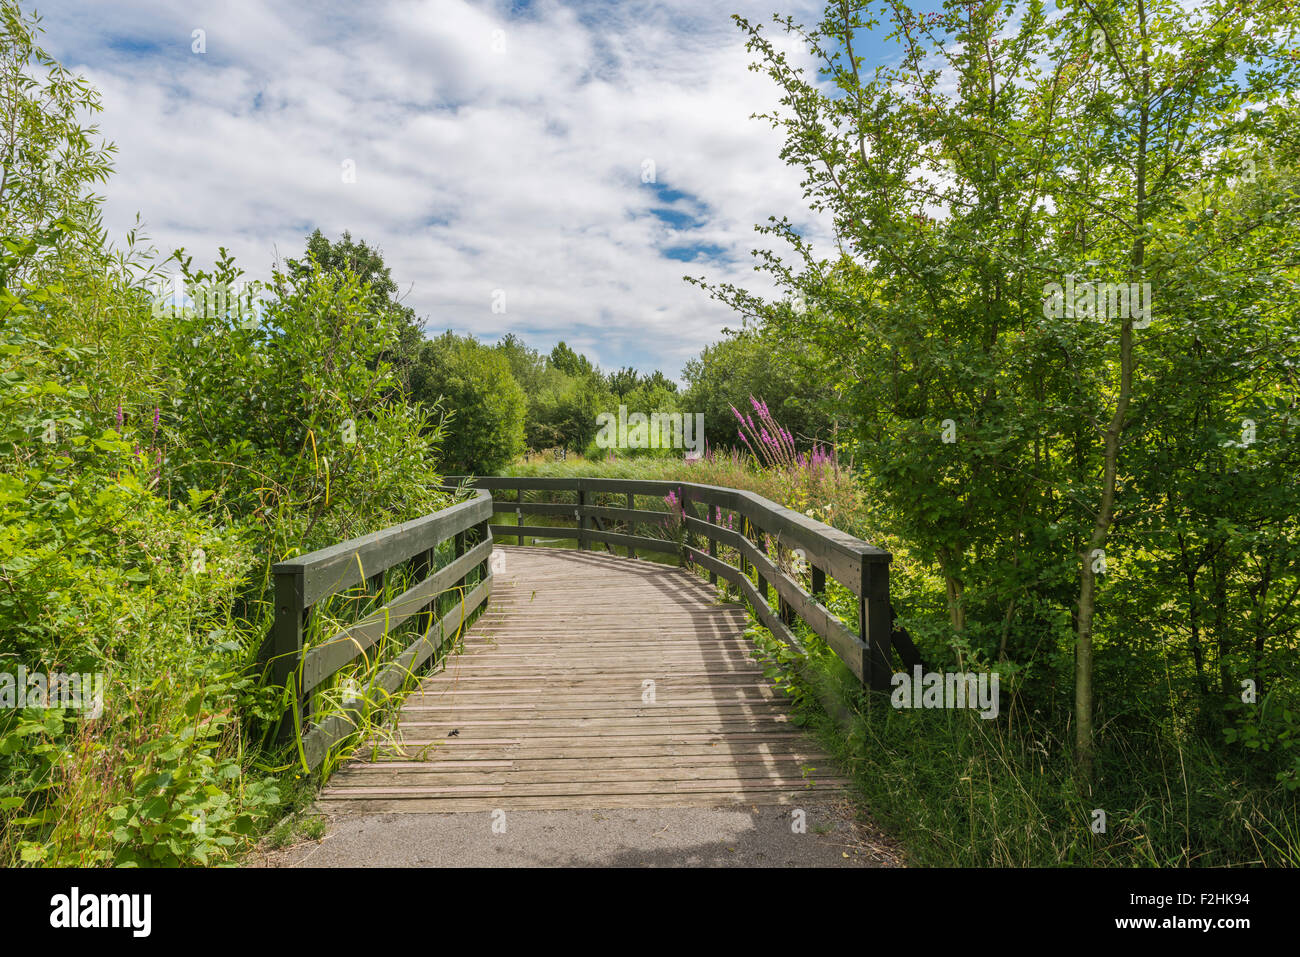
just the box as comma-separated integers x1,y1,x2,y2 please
267,487,494,769
444,475,921,689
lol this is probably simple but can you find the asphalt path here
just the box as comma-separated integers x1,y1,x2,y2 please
254,801,903,868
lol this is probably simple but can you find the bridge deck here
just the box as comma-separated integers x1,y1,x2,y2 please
317,546,848,812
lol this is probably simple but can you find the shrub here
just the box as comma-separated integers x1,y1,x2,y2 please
410,332,526,474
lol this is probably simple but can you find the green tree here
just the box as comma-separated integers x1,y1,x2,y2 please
682,331,833,452
549,340,594,378
284,229,424,387
704,0,1300,778
528,369,612,453
410,332,526,474
495,332,548,396
606,366,642,398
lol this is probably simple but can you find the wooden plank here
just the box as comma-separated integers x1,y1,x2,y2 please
313,545,847,809
275,490,492,607
301,537,493,691
491,501,576,517
358,742,828,763
320,776,848,798
340,752,826,771
324,769,849,789
488,524,580,539
582,529,679,555
270,569,307,743
315,790,841,812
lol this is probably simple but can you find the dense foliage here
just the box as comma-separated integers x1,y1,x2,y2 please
5,0,1297,869
0,4,448,865
676,0,1300,862
409,331,526,474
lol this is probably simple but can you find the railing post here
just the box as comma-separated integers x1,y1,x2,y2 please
476,518,492,585
271,568,307,744
455,527,467,594
754,525,769,603
678,485,692,568
739,516,751,580
517,486,527,547
860,557,893,691
411,546,435,635
778,540,795,626
577,484,588,550
707,505,718,586
626,491,636,560
811,564,825,597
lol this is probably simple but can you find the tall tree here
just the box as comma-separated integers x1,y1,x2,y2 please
284,229,424,386
700,0,1300,779
409,332,526,474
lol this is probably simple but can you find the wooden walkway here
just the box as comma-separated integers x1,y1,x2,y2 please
317,546,848,812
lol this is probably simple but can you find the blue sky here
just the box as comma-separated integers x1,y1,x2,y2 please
38,0,924,378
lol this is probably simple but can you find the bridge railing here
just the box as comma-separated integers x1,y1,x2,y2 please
444,475,921,690
265,487,494,769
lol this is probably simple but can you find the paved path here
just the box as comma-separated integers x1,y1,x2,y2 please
256,804,900,867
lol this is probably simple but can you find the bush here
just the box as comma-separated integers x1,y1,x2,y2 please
409,332,526,474
0,1,452,864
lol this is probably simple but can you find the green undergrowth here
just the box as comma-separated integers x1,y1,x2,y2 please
736,603,1300,867
515,450,1300,867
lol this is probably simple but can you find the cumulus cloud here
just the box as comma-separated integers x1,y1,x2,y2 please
40,0,842,376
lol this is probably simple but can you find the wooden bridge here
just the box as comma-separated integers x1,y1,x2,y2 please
263,477,922,813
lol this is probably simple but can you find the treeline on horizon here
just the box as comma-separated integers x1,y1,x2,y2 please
336,231,837,475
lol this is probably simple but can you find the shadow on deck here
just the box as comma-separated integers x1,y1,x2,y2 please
316,546,848,813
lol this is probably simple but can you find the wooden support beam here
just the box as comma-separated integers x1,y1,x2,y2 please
271,570,307,744
626,492,636,560
860,560,893,691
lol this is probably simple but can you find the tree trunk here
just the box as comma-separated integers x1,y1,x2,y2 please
1074,0,1149,781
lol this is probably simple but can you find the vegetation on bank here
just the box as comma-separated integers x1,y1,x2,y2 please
514,428,1300,866
677,0,1300,865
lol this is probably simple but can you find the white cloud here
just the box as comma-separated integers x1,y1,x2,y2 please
40,0,836,377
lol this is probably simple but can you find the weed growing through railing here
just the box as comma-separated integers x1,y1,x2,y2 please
275,527,489,779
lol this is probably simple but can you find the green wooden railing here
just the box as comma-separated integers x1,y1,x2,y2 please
263,487,493,769
445,475,922,690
